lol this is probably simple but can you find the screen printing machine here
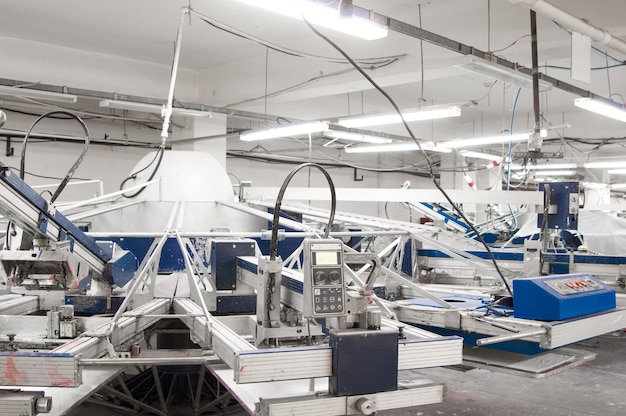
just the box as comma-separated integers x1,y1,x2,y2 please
0,150,625,416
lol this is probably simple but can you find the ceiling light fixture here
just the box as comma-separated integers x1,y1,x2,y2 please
458,150,503,162
344,141,451,154
0,85,77,103
584,161,626,169
457,57,552,91
608,169,626,175
235,0,388,40
337,105,461,128
574,97,626,122
324,129,392,144
437,130,547,149
99,99,211,117
507,163,577,170
533,170,576,176
240,121,329,141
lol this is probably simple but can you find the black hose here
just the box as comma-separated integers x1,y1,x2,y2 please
298,11,514,295
119,146,165,198
269,163,337,260
20,110,90,203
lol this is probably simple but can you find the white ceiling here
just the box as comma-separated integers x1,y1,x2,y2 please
1,0,625,165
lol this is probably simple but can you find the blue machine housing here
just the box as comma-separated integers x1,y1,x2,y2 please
96,241,138,288
329,328,398,396
537,181,579,230
512,274,616,321
211,240,256,290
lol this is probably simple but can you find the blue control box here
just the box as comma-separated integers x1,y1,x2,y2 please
513,274,616,321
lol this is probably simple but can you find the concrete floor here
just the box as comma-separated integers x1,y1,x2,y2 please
69,333,626,416
383,333,626,416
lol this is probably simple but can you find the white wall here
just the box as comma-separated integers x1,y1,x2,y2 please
1,36,198,100
4,26,625,222
1,36,205,201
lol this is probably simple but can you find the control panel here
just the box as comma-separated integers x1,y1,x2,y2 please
513,273,616,320
303,239,347,318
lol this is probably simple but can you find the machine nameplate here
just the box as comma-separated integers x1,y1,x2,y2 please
545,276,604,295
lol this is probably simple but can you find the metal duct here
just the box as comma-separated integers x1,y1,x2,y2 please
509,0,626,55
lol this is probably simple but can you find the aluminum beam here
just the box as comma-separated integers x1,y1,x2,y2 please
53,298,170,359
173,298,254,369
394,302,626,350
244,187,544,207
0,294,38,315
210,361,445,416
0,353,80,387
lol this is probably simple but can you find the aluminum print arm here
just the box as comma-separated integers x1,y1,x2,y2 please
0,161,110,274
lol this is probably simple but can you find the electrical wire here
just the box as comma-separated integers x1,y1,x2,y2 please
225,62,395,108
21,111,90,203
488,34,531,53
226,67,355,108
228,148,436,177
1,101,169,130
473,80,499,103
1,164,93,182
297,7,513,295
193,11,406,66
501,88,523,230
506,88,522,191
542,63,625,71
119,146,165,198
269,162,336,261
315,150,433,173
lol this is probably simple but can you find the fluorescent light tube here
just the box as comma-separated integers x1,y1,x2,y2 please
438,130,547,149
534,170,576,176
457,57,552,91
574,97,626,122
99,99,211,117
458,150,503,162
324,130,392,144
584,161,626,169
608,169,626,175
235,0,388,40
611,183,626,190
0,85,77,103
338,105,461,128
240,121,329,141
507,163,577,170
344,141,451,154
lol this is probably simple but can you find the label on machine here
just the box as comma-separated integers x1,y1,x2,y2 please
303,239,347,318
513,273,616,321
544,276,604,295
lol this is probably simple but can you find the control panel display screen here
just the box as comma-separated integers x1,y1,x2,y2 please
313,251,340,266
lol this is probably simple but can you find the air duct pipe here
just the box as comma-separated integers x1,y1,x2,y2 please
509,0,626,56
